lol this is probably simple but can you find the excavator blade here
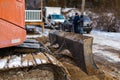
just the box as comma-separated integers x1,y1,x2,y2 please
49,30,99,75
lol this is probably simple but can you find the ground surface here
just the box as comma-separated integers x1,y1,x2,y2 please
85,30,120,80
0,28,119,80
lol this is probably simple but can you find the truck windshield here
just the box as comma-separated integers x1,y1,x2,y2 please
51,15,64,19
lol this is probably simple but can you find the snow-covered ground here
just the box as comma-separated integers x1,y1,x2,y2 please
26,26,50,38
27,26,120,63
0,25,120,79
86,30,120,62
85,30,120,79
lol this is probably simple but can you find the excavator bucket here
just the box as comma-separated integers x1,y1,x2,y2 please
49,30,99,75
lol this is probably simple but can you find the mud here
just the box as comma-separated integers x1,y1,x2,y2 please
0,31,119,80
0,64,68,80
0,37,68,80
94,55,120,80
93,44,120,80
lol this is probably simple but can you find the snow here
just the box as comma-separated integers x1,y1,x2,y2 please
27,35,42,38
8,55,21,68
19,43,40,49
62,8,81,16
35,58,42,64
22,60,28,67
26,27,50,38
86,30,120,63
91,30,120,50
93,45,120,62
28,62,33,66
41,60,47,63
104,12,114,18
0,22,120,69
0,59,7,69
62,8,75,12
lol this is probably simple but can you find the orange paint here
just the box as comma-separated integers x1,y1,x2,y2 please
0,0,26,48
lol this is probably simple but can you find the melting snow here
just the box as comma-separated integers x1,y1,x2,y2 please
35,58,42,64
0,26,119,69
41,60,47,63
26,27,50,38
89,30,120,62
0,59,7,69
22,60,28,67
8,55,21,68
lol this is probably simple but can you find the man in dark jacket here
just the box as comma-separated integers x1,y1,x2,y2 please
73,13,80,33
79,15,84,34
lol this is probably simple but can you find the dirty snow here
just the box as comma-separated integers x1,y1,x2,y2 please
22,60,28,67
0,24,119,71
92,30,120,50
35,58,42,64
62,8,90,17
85,30,120,63
26,27,50,38
41,60,47,63
8,55,21,68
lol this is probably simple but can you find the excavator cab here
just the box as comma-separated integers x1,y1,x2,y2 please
0,0,26,48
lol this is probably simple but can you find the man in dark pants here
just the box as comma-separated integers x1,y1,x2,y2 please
79,15,84,34
73,13,80,33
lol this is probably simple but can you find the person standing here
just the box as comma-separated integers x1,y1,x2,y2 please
73,13,80,33
79,15,84,34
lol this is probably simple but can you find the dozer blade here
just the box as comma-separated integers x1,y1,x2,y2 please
49,30,99,75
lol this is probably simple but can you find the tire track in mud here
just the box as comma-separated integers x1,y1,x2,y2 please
93,43,120,80
93,43,120,62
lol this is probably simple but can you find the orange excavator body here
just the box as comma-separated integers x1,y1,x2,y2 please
0,0,26,48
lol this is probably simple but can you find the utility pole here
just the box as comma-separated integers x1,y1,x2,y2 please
41,0,43,22
40,0,44,33
80,0,85,34
81,0,85,15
